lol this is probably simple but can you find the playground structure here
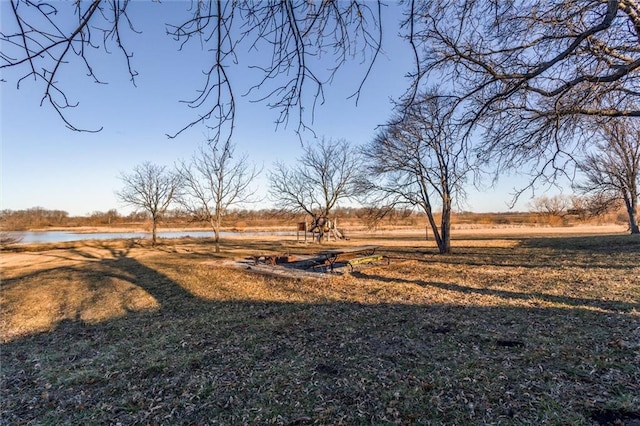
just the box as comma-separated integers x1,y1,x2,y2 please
297,216,347,243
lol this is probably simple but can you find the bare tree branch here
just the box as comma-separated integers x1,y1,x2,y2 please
2,0,144,132
404,1,640,185
267,137,363,220
2,1,383,143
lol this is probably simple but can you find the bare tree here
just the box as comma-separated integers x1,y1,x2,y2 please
567,195,594,222
402,1,640,190
575,120,640,234
176,140,260,251
1,1,383,142
355,206,395,231
116,162,180,244
0,232,23,246
528,195,571,226
268,138,362,239
361,93,472,254
568,194,620,221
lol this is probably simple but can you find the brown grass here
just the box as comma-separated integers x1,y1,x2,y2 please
1,231,639,425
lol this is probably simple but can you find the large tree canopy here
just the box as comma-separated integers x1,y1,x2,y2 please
405,0,640,178
1,0,383,141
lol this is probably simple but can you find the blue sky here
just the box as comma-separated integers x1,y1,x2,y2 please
2,1,537,216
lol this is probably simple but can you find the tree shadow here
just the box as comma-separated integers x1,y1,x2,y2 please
2,239,638,424
2,296,638,425
0,247,206,341
99,251,203,311
0,236,640,424
352,270,639,313
388,240,639,270
519,234,640,253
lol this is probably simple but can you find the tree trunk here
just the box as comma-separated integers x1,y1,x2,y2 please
151,217,158,245
624,197,639,234
311,215,327,244
439,198,452,254
211,217,221,253
424,207,445,254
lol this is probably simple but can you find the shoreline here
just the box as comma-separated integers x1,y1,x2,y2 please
12,223,627,234
6,225,293,234
1,224,630,248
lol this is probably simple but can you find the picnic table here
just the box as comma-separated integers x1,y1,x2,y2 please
315,245,385,272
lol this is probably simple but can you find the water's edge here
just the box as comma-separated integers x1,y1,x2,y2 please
11,230,297,244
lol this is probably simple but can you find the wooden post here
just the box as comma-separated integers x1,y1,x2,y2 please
297,221,307,242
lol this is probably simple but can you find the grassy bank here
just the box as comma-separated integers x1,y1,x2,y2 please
1,233,639,424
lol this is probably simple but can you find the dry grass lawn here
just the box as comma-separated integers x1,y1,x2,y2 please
1,229,639,425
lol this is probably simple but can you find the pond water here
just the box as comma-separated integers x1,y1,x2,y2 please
13,230,296,244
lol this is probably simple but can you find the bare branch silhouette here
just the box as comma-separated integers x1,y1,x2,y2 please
2,1,383,143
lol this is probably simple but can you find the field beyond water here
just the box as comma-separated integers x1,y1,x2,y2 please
1,228,639,425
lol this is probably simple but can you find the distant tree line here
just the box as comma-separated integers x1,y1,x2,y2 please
0,208,146,230
1,198,626,233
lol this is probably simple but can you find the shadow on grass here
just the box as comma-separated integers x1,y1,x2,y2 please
352,271,640,313
2,297,638,425
0,246,205,339
389,235,640,270
150,238,320,260
100,249,204,313
520,234,640,253
389,249,638,271
2,239,639,425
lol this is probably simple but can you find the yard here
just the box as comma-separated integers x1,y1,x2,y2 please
1,229,639,425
